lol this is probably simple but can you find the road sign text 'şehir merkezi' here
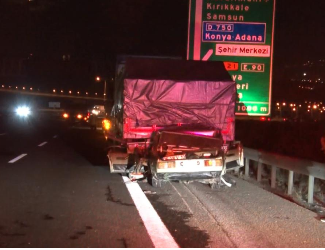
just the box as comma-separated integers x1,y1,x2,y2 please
187,0,276,116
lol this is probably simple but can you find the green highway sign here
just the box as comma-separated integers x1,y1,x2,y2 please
187,0,276,116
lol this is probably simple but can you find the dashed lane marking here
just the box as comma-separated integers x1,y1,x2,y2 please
8,154,28,163
38,141,48,147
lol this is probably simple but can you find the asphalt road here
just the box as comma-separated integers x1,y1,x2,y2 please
0,117,153,247
0,115,325,247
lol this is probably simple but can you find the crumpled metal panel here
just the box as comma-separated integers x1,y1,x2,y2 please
157,131,223,152
123,79,236,141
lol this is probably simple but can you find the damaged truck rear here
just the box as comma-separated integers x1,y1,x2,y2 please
105,58,244,188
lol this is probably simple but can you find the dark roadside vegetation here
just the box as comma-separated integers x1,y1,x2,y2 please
236,120,325,163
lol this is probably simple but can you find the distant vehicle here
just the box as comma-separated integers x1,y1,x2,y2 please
61,109,88,125
13,104,38,122
105,58,244,189
15,106,32,118
91,105,105,116
88,105,106,130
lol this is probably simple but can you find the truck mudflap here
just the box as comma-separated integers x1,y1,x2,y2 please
107,146,147,175
107,146,129,173
225,142,244,172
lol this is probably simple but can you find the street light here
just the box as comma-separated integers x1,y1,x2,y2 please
95,76,107,101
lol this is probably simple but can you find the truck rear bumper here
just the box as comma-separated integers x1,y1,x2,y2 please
156,171,220,182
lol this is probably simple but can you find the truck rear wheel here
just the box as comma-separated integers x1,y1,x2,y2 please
147,157,165,188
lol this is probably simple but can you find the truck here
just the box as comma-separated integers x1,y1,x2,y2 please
104,58,244,189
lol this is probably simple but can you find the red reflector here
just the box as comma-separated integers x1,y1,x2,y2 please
204,160,213,167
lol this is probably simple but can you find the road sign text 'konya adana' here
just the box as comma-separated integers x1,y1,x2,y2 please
187,0,276,116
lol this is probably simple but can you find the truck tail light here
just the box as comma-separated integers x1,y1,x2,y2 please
157,161,175,169
205,160,214,167
204,159,223,167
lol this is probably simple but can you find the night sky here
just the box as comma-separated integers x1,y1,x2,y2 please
0,0,324,74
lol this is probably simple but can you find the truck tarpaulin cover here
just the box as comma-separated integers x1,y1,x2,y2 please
121,58,236,141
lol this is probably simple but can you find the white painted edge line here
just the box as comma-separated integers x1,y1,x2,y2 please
38,141,48,147
122,176,179,248
8,154,27,163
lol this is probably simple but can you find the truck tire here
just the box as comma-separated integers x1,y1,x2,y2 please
147,157,165,188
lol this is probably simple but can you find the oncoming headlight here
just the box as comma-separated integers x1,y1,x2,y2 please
92,109,100,115
16,106,31,117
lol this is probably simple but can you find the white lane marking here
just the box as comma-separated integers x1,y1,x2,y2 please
38,141,48,147
0,133,7,136
122,176,179,248
8,154,27,163
53,135,57,138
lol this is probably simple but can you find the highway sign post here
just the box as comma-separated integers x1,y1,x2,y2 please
187,0,276,116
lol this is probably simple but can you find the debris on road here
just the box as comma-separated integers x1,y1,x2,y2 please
143,190,157,195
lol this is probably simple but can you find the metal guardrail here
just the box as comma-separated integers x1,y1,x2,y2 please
244,147,325,204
